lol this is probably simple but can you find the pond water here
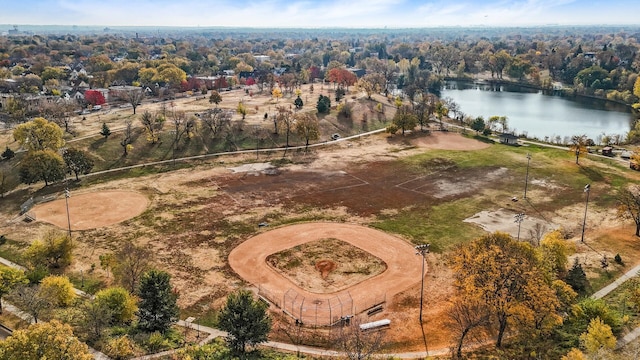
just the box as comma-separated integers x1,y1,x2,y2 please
440,81,635,142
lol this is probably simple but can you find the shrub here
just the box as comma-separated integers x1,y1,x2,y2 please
103,335,138,360
95,287,138,325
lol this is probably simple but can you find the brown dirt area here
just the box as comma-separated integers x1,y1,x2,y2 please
32,190,149,230
229,223,423,320
266,237,387,293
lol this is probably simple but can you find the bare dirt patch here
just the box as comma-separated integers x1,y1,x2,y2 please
411,131,491,150
32,190,149,230
464,208,560,239
265,237,387,293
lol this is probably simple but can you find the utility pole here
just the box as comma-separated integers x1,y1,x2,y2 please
524,153,532,199
415,244,430,323
581,184,591,243
64,188,71,239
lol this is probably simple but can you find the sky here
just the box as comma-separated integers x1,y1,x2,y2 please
0,0,638,28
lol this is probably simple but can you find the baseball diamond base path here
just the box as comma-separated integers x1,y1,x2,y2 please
32,190,149,230
229,223,424,321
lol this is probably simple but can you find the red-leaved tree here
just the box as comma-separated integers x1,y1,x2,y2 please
85,90,106,106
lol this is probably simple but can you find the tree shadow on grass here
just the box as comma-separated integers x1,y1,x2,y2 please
579,165,605,183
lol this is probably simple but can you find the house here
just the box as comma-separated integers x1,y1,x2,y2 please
254,55,271,63
499,133,519,145
347,68,366,78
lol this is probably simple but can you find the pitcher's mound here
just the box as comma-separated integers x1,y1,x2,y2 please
33,190,148,230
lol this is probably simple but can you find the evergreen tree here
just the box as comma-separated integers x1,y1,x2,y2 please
565,259,589,296
100,122,111,139
316,95,331,114
294,96,303,109
136,270,178,333
1,146,15,160
219,290,271,355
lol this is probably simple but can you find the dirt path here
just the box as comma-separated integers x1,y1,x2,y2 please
229,223,424,320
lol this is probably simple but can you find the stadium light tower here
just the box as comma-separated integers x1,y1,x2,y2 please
64,188,71,238
415,244,430,323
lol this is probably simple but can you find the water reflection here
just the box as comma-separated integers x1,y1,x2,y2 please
441,81,633,141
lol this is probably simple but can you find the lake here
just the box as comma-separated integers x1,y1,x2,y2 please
440,81,635,142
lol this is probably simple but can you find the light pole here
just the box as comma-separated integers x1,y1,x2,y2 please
514,213,525,241
524,153,532,199
581,184,591,243
64,188,71,239
415,244,430,323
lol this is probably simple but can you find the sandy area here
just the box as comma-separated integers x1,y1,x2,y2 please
32,190,148,230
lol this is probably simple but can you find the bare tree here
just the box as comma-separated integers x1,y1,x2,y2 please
200,108,231,139
277,106,295,157
112,242,152,294
618,184,640,236
171,111,197,150
250,125,270,159
528,223,548,246
295,112,320,151
120,120,133,156
569,134,588,165
9,285,49,323
334,318,387,360
125,88,145,115
139,110,165,144
445,297,490,359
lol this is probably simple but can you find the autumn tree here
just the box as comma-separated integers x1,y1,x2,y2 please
95,287,138,325
78,300,113,341
62,148,94,180
39,275,76,307
617,184,640,236
579,317,616,354
391,105,418,135
272,87,283,102
18,150,65,186
0,267,27,313
219,290,271,355
84,90,106,106
24,230,73,270
569,135,588,165
451,232,561,348
0,320,93,360
137,270,179,333
236,101,248,120
139,110,165,144
295,112,320,151
13,117,64,152
209,90,222,107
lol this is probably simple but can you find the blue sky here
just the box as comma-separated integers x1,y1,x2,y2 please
1,0,638,28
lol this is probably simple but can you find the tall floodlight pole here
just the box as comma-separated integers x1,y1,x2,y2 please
524,153,532,199
581,184,591,243
64,188,71,238
514,213,525,241
415,244,430,323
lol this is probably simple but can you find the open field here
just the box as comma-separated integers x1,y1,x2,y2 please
2,88,640,352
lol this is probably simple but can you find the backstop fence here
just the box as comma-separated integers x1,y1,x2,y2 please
258,286,388,327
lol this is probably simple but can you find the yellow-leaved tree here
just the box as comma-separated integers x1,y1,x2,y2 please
13,117,64,153
450,232,564,348
39,275,76,307
579,317,616,354
0,320,92,360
